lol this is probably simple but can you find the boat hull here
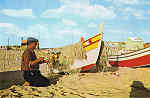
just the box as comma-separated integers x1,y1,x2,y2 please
109,47,150,67
71,33,102,71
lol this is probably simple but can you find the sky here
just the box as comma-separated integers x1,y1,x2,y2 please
0,0,150,48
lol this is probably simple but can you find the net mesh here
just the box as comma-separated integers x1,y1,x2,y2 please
38,42,87,72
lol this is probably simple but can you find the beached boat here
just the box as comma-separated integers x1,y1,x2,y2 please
71,33,102,71
108,47,150,67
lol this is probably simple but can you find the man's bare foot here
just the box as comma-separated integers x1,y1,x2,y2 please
24,82,30,86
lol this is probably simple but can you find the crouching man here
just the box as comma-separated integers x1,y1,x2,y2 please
21,37,50,87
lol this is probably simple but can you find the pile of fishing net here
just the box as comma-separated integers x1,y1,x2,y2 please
38,41,87,72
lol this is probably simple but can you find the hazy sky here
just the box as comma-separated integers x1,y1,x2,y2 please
0,0,150,48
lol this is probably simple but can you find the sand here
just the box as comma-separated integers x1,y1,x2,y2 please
0,67,150,98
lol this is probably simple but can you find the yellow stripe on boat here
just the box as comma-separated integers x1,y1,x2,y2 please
84,41,99,52
82,34,102,47
82,41,88,47
91,34,102,42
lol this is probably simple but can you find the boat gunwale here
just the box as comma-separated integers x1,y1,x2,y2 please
109,47,150,59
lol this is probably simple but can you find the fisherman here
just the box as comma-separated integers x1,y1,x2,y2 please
21,37,50,87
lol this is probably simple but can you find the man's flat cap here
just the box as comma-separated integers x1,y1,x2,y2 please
27,37,38,44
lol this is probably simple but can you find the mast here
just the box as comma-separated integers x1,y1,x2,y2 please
99,22,104,39
96,22,105,72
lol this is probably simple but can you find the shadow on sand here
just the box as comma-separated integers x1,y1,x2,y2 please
81,66,119,73
130,81,150,98
0,70,64,90
0,70,25,90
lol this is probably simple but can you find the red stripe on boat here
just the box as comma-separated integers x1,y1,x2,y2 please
109,54,150,67
81,64,95,71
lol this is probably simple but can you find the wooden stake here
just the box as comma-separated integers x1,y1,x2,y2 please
100,22,104,33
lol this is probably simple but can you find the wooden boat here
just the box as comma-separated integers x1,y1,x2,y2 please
108,47,150,67
71,33,102,71
71,22,104,71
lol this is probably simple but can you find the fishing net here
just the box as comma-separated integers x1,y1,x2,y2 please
38,42,87,72
0,49,23,71
59,42,86,71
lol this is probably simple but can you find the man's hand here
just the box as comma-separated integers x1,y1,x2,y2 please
39,57,49,63
44,60,49,63
39,57,44,62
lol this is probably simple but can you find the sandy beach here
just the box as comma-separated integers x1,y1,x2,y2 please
0,66,150,98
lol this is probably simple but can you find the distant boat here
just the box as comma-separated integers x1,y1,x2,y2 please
108,47,150,67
